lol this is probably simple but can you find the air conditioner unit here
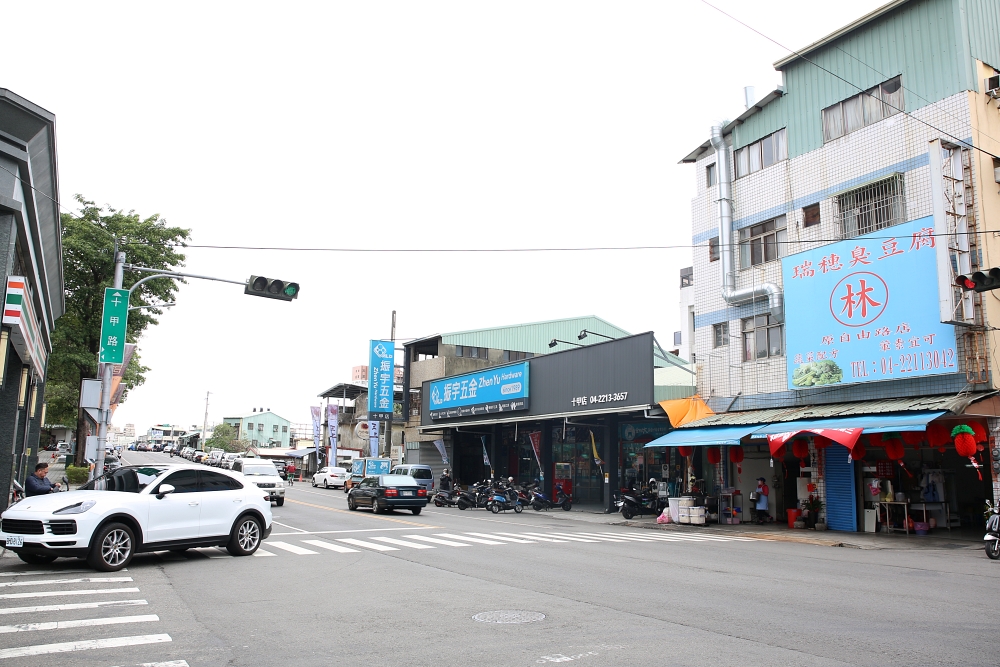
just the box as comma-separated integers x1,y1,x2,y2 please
986,74,1000,97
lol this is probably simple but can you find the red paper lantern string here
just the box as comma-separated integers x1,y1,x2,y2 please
848,441,866,463
706,446,722,465
729,446,745,480
952,425,982,481
678,446,693,457
927,423,950,447
883,436,913,477
901,431,924,449
970,421,988,443
867,433,884,448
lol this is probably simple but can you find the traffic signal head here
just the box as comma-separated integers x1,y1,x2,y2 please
245,276,300,301
956,268,1000,292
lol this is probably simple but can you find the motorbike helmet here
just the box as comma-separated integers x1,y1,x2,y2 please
508,476,514,483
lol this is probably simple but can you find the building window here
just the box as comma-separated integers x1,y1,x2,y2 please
503,350,534,362
273,424,279,432
822,76,902,142
257,424,263,431
739,216,787,268
706,163,717,187
673,331,682,346
456,346,487,359
247,423,253,430
835,174,905,238
735,128,787,178
708,236,719,262
742,315,783,361
713,322,729,348
803,203,821,228
282,425,288,432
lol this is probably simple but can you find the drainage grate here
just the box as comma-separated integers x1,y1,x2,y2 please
473,610,546,624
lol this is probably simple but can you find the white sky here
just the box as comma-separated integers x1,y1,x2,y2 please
2,0,888,435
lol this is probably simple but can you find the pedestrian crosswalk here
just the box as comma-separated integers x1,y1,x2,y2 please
0,566,183,664
153,529,752,561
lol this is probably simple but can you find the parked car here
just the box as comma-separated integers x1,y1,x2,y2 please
347,475,428,515
151,443,164,452
136,443,151,452
103,456,121,474
128,443,137,451
162,444,174,454
390,465,435,494
193,452,209,464
0,464,273,571
221,453,241,469
231,459,285,506
207,451,224,467
179,447,194,460
312,466,349,489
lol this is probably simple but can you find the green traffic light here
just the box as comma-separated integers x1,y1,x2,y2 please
283,283,299,297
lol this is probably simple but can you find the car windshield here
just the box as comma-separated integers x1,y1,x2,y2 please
409,468,432,479
380,475,418,487
243,465,279,476
81,466,169,492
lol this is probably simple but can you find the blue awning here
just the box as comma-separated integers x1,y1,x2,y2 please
749,411,946,437
644,425,760,448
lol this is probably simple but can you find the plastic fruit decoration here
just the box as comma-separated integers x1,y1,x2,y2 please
952,424,982,480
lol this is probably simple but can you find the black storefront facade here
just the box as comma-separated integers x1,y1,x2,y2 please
418,332,679,511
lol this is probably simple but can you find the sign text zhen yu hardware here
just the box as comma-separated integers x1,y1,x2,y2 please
428,362,530,420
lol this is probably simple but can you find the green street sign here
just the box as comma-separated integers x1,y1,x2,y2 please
99,287,129,364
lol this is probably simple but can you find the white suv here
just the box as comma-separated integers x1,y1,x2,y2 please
231,459,285,506
0,464,272,571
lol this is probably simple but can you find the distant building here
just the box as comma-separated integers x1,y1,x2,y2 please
146,424,186,448
222,410,291,448
123,424,135,438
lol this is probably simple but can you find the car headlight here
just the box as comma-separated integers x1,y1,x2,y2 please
275,481,284,488
54,500,97,515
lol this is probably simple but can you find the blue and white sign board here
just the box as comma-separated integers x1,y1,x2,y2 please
368,340,395,420
350,457,391,478
428,362,529,420
782,216,958,390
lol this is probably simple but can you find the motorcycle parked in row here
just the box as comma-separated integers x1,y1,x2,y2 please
457,480,492,510
433,488,460,507
985,500,999,560
615,483,662,520
486,479,523,514
530,482,572,512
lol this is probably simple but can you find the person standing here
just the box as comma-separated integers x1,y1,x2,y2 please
439,469,453,492
25,463,61,496
754,477,769,525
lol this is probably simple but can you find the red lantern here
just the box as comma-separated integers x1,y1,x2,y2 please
867,433,884,448
791,439,809,459
729,446,744,478
813,436,832,449
850,442,866,461
678,446,693,457
884,439,904,461
706,446,722,465
901,431,924,448
970,422,988,443
927,423,950,447
772,444,786,459
952,424,982,480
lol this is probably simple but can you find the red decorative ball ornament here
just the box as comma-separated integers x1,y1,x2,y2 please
791,439,809,459
813,436,832,449
970,422,988,443
772,444,786,459
849,441,866,462
927,423,950,447
867,433,883,448
952,424,982,480
678,446,693,457
901,431,924,448
706,446,722,465
729,446,744,478
884,439,904,461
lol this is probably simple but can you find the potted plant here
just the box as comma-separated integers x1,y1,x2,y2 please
803,495,824,529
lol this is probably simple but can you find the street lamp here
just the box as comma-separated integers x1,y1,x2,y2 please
578,329,616,341
549,338,583,349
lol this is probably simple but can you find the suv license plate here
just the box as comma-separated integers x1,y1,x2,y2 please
5,536,23,548
402,491,413,497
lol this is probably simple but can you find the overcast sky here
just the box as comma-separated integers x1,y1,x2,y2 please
4,0,887,435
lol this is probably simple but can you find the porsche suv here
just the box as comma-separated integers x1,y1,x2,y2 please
0,464,272,571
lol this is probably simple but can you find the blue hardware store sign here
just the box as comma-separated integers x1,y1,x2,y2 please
368,340,395,420
781,216,957,390
428,362,530,420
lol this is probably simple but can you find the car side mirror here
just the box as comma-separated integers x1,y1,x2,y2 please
156,484,175,499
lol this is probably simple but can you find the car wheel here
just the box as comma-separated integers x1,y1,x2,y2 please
312,479,318,487
411,507,422,515
275,497,284,507
88,522,135,572
324,480,329,490
17,552,57,565
348,496,358,511
372,500,382,514
226,515,262,557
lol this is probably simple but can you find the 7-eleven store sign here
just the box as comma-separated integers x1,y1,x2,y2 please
3,276,46,376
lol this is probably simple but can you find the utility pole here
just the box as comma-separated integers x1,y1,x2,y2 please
201,391,211,451
383,311,396,459
94,249,125,481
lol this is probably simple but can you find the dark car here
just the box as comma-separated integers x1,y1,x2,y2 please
103,455,121,474
347,475,428,515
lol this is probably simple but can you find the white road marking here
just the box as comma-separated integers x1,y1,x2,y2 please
464,532,537,544
135,661,190,667
0,569,92,578
252,549,276,557
301,540,359,553
0,588,141,601
0,576,132,589
519,533,600,543
574,532,664,541
549,532,630,543
337,538,398,552
0,599,147,616
432,533,506,545
266,541,319,555
403,535,471,547
271,521,308,533
0,614,159,634
0,633,171,659
370,537,434,549
495,532,571,543
269,527,435,536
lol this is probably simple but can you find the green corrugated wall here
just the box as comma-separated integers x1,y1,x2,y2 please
732,0,1000,157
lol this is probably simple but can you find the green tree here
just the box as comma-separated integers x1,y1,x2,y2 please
46,195,190,464
205,423,248,453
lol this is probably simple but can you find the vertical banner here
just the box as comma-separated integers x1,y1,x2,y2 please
368,420,380,457
310,406,321,460
368,340,395,420
327,404,339,452
433,438,450,465
528,431,542,474
481,435,492,478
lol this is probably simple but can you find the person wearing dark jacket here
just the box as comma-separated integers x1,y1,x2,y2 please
25,463,61,496
439,469,453,492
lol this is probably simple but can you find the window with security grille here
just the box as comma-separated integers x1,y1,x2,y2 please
742,315,783,361
835,174,905,239
712,322,729,348
739,216,787,268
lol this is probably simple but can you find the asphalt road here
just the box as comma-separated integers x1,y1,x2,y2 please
0,449,994,667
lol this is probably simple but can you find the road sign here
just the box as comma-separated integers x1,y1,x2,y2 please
99,287,129,364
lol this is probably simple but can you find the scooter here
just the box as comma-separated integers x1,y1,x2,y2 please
985,500,1000,560
530,483,572,511
457,481,491,510
433,488,460,507
486,481,522,514
616,487,658,520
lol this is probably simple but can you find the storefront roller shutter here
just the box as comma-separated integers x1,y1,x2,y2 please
825,444,857,532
